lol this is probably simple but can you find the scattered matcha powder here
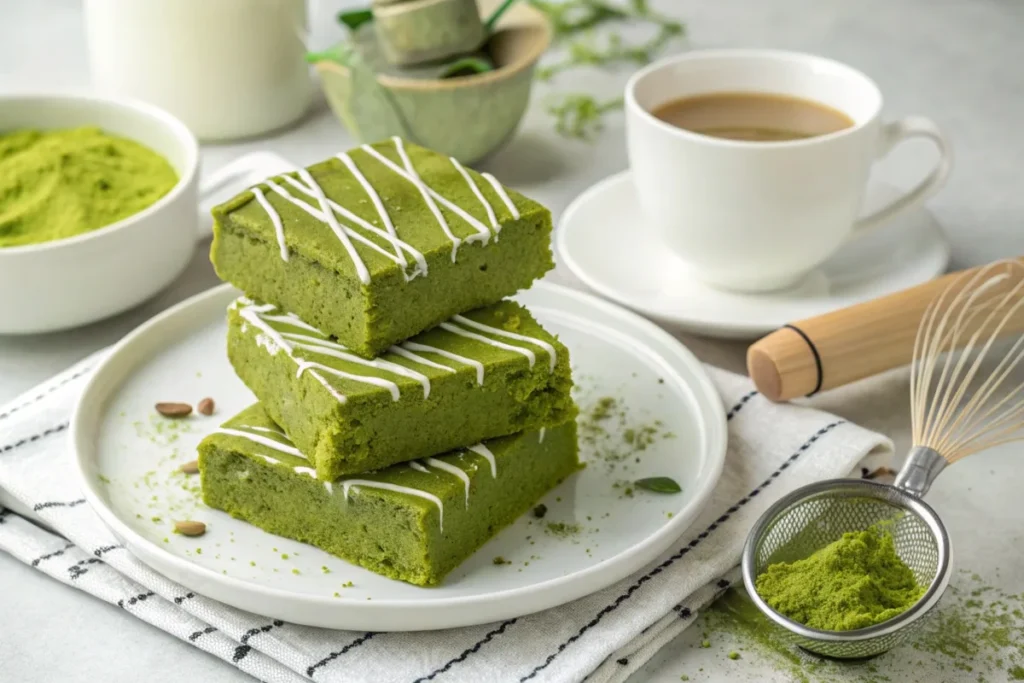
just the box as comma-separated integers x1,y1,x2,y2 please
545,522,582,538
697,574,1024,683
493,556,511,566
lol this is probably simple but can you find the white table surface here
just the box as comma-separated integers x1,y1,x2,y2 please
2,1,1023,681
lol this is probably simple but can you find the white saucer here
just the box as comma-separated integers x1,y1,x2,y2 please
71,282,727,632
556,171,951,339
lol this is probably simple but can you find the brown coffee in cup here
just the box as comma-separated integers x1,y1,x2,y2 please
651,92,854,142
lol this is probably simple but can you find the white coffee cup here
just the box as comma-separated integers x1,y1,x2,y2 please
625,49,952,293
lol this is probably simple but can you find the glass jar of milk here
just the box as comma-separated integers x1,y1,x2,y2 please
84,0,313,141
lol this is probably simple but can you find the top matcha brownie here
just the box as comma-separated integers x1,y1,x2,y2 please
210,137,554,358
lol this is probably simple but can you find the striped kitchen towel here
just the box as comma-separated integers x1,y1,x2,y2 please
0,351,890,683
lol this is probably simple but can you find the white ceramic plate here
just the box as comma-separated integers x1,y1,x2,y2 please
556,170,951,339
71,281,727,631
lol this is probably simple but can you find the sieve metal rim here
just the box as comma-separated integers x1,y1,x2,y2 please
741,478,952,643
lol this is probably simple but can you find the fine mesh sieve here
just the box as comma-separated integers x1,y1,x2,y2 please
741,448,952,659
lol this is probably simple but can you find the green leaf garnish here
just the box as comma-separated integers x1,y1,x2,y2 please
634,476,682,494
439,57,496,79
337,8,374,31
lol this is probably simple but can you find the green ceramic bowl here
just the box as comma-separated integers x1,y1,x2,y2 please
314,0,551,164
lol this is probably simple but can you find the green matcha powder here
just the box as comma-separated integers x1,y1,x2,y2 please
755,526,926,631
0,126,177,248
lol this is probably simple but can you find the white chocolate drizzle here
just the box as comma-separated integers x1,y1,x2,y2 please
341,480,446,532
274,174,427,280
360,141,493,245
248,425,286,436
298,168,370,284
390,136,461,261
482,172,520,220
451,157,498,233
244,139,523,285
235,300,348,404
235,298,556,405
452,314,558,372
286,334,431,399
439,322,538,367
250,187,289,260
218,417,519,534
425,457,471,506
265,178,410,279
538,427,546,444
466,443,497,478
296,360,402,401
388,345,458,375
401,341,485,385
216,428,304,458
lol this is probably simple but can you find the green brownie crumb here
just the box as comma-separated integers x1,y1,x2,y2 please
545,522,581,538
342,581,354,588
292,568,301,575
321,566,331,574
728,651,740,660
281,553,289,560
493,556,511,565
533,504,548,519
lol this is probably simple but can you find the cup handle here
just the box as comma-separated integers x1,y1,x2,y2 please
195,152,299,243
850,116,952,236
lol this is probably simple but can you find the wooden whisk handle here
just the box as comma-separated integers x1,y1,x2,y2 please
747,258,1024,402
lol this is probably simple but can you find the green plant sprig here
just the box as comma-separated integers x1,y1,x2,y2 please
530,0,684,82
547,94,624,140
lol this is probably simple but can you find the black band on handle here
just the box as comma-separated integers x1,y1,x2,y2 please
783,324,823,397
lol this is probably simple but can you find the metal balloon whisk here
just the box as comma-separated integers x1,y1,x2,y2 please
742,259,1024,659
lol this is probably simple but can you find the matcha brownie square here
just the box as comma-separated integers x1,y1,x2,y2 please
198,404,580,586
228,296,576,480
210,137,554,359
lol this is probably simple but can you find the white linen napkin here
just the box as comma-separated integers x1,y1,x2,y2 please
0,350,891,683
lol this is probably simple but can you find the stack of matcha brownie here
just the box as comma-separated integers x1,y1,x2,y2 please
197,138,580,586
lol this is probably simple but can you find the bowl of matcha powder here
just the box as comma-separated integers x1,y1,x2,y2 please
0,93,199,333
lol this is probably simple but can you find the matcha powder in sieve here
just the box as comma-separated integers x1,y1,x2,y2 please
755,525,926,631
0,126,178,248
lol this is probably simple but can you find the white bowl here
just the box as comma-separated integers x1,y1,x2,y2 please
0,93,200,334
